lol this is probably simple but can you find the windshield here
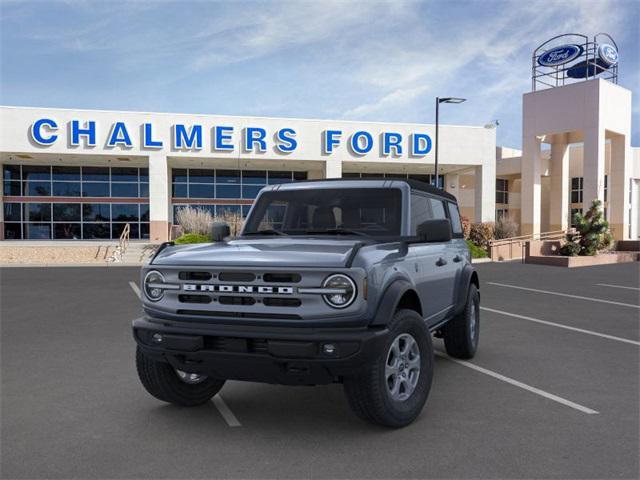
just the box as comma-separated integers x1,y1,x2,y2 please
243,188,403,237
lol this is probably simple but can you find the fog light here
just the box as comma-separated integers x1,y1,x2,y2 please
152,333,163,344
323,343,336,355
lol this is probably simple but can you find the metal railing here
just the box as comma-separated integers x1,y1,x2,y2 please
106,223,131,263
489,229,572,262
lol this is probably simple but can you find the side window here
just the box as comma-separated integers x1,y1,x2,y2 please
410,193,432,234
447,202,463,235
429,198,446,219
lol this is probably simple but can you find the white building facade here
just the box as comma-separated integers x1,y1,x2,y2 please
0,106,496,242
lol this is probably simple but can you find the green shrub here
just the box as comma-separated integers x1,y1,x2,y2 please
174,233,211,244
466,240,487,258
560,199,613,256
469,222,495,250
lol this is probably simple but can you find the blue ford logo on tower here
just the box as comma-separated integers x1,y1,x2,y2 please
598,43,618,66
537,44,583,67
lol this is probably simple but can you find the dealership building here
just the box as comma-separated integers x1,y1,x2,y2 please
0,34,638,244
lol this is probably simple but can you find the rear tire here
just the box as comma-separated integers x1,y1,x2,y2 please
443,284,479,359
136,347,225,406
343,309,434,428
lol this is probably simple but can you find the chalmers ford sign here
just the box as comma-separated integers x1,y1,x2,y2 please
28,118,434,157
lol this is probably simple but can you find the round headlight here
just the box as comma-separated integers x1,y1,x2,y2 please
322,274,356,309
144,270,165,302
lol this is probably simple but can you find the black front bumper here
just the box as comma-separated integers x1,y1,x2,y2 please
132,316,390,385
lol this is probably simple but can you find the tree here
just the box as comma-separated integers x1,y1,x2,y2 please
560,199,613,256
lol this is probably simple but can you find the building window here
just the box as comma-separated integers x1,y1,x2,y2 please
2,165,149,199
170,169,307,221
604,175,608,203
496,179,508,204
571,177,583,203
496,208,509,220
2,164,149,240
570,208,583,228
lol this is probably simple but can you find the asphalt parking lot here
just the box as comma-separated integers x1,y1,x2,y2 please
1,262,639,479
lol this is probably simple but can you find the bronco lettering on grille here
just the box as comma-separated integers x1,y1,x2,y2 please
183,284,294,295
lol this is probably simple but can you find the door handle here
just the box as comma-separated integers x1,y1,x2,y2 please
436,257,447,267
453,255,463,263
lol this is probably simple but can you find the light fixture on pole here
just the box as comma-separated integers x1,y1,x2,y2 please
435,97,466,188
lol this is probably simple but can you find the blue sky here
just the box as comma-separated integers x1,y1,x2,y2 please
1,0,638,148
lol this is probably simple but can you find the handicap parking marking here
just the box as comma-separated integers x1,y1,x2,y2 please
129,281,141,299
435,352,599,415
481,306,640,346
596,283,640,292
488,282,640,309
213,395,242,427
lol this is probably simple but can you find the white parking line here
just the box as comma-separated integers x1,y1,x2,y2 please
481,306,640,347
213,395,242,427
596,283,640,292
129,281,141,299
488,282,640,309
435,352,599,415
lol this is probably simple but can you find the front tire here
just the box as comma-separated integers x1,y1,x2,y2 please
343,309,434,428
136,347,225,406
443,284,479,359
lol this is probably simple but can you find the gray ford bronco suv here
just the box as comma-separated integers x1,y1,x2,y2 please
133,179,480,427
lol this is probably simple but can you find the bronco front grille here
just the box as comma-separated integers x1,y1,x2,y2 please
176,309,302,320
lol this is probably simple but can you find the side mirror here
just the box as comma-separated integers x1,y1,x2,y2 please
211,222,231,242
417,219,452,243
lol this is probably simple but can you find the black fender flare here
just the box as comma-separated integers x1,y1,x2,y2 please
453,264,480,316
370,279,419,326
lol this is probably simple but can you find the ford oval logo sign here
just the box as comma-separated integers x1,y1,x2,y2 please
598,44,618,66
538,44,583,67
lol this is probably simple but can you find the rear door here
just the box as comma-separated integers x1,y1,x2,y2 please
409,193,452,323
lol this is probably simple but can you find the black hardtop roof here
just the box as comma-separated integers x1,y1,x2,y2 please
285,178,458,203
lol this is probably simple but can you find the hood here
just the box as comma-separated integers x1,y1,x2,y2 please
151,238,364,268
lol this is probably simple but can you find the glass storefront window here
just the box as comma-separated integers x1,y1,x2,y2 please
52,182,81,197
3,165,21,181
53,204,81,222
83,203,110,221
111,167,138,181
82,182,110,197
25,181,51,196
54,223,81,239
82,167,109,182
112,204,139,222
24,223,52,239
52,166,80,181
111,183,139,197
25,203,51,222
3,181,21,196
4,203,21,221
188,184,215,199
83,223,111,239
23,165,51,181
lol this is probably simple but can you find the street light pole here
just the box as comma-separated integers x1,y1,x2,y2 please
433,96,466,188
434,97,440,187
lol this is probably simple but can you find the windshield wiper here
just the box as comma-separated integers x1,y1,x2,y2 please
305,228,370,237
244,229,288,236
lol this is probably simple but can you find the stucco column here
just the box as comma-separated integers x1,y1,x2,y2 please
609,134,631,240
148,153,170,243
474,163,495,223
445,173,459,200
549,135,570,232
582,126,605,211
521,135,542,236
324,159,342,179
